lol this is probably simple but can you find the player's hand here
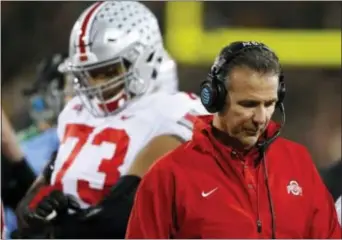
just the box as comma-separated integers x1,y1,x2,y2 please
25,190,81,225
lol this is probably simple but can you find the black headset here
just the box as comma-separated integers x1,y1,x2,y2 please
200,41,286,114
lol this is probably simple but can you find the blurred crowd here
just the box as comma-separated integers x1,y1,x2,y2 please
2,2,341,167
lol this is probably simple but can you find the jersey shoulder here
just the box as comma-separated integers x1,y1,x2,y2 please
57,97,87,139
130,91,208,141
148,91,208,121
58,97,84,124
150,91,209,140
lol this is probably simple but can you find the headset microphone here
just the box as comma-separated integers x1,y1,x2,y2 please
257,102,286,152
257,102,285,240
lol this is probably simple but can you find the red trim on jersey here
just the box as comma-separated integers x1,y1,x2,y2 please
185,92,198,100
78,1,104,61
184,112,197,124
72,103,83,112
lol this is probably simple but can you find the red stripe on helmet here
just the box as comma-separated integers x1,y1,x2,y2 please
78,1,104,61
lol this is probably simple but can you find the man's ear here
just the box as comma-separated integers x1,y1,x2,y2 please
218,91,231,117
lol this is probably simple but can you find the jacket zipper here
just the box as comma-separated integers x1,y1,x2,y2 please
257,219,262,233
213,150,262,235
256,165,262,234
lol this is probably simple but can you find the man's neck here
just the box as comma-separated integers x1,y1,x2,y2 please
212,114,226,132
212,115,252,152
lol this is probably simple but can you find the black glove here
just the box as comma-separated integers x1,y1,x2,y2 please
25,190,81,226
52,175,141,239
10,228,51,239
1,155,36,209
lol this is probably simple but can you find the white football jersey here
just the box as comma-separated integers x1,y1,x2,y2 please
50,91,208,208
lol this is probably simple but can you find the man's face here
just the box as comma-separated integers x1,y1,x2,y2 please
86,62,126,100
220,66,279,148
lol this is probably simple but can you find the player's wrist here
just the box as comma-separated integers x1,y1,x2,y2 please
9,157,36,184
1,143,24,162
101,175,141,205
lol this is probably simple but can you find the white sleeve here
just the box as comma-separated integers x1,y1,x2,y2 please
56,110,66,142
335,196,341,226
154,92,209,142
56,97,81,142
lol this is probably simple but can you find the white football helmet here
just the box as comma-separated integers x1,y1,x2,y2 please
63,1,178,117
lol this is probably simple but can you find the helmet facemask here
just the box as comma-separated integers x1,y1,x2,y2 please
66,1,167,117
71,50,154,117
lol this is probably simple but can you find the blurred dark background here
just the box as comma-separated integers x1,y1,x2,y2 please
1,1,341,167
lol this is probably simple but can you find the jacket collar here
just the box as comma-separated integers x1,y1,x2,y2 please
193,115,281,162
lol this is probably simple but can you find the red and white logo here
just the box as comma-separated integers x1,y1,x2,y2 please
287,180,303,196
72,104,83,112
120,115,134,121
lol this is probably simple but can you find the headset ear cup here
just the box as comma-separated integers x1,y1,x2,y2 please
200,81,219,113
214,81,227,112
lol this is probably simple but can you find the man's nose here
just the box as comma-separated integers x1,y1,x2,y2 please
252,107,267,125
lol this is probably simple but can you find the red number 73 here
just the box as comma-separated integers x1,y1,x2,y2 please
52,123,130,205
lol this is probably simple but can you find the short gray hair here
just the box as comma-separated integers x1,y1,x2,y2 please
218,44,282,82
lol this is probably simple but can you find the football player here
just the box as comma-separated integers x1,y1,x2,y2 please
16,1,207,238
1,107,36,239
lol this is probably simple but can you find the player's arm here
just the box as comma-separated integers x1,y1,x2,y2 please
126,134,183,177
1,153,36,210
51,134,183,239
1,108,36,210
15,151,57,230
13,151,66,239
1,108,25,162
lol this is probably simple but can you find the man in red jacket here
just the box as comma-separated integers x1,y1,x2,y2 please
126,41,341,239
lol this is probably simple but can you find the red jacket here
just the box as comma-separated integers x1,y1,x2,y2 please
126,115,341,239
